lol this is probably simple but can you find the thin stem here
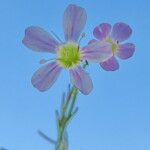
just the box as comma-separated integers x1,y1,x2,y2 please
56,86,77,150
62,87,75,116
56,62,89,150
68,88,78,117
38,61,89,150
38,130,56,145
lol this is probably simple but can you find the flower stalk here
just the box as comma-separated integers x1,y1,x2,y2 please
38,85,78,150
56,85,78,150
55,62,88,150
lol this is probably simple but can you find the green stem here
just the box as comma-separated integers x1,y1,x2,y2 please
56,86,78,150
56,61,89,150
68,88,78,117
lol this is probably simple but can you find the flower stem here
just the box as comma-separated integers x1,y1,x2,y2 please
38,61,89,150
56,85,78,150
56,62,89,150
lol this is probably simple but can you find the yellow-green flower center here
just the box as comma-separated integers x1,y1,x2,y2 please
57,43,81,68
106,38,118,54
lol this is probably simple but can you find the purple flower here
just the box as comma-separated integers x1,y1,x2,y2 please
22,4,112,95
91,22,135,71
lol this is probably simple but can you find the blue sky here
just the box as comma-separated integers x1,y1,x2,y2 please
0,0,150,150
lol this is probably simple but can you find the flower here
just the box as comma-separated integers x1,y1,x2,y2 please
22,4,112,95
91,22,135,71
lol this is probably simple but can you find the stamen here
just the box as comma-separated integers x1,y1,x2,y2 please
78,32,86,44
39,58,56,64
51,30,63,43
106,38,118,54
57,43,81,68
77,45,80,52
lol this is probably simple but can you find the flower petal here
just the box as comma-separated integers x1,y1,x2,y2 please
111,22,132,42
117,43,135,59
22,26,59,53
63,4,87,42
70,66,93,95
88,39,98,45
93,23,111,40
82,41,113,62
100,56,119,71
31,61,62,91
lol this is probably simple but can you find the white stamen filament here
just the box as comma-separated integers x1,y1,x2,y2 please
51,30,63,43
39,58,56,64
78,32,86,44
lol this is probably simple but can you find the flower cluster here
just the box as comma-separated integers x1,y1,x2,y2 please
23,4,135,95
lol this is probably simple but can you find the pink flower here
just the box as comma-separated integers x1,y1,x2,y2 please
22,5,112,94
91,22,135,71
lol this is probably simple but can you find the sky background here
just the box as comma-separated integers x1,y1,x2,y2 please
0,0,150,150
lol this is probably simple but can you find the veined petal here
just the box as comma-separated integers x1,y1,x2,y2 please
111,22,132,42
117,43,135,59
88,39,98,45
82,41,113,62
63,4,87,42
93,23,111,40
31,61,62,92
100,56,119,71
70,66,93,95
22,26,59,53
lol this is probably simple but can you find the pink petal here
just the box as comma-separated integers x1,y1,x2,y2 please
88,39,98,45
31,61,62,91
111,22,132,42
82,41,113,62
63,4,87,42
117,43,135,59
70,66,93,95
22,26,59,53
100,56,119,71
93,23,111,40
